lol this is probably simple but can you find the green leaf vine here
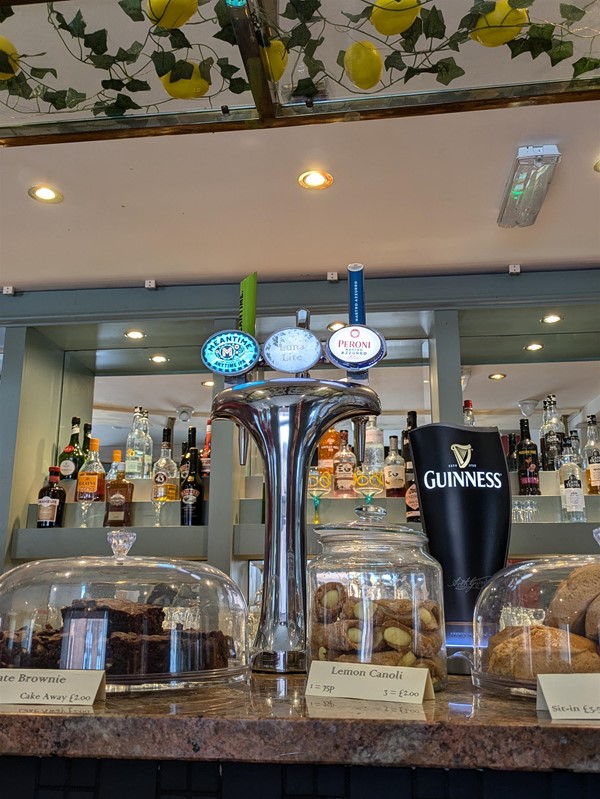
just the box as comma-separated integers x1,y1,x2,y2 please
0,0,250,119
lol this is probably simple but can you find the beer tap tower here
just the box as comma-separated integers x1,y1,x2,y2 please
202,265,386,673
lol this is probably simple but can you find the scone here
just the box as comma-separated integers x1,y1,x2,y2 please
585,594,600,642
546,563,600,634
488,624,600,681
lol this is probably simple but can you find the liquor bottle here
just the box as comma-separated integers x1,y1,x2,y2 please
58,416,84,480
36,466,66,529
180,426,197,481
384,435,405,497
558,437,586,522
140,409,154,479
103,463,134,527
332,429,356,498
125,406,145,479
152,428,179,502
569,429,583,467
363,417,384,470
403,411,421,522
318,427,340,476
82,423,92,457
462,400,475,426
584,414,600,495
540,394,565,471
76,437,106,527
180,447,203,526
200,419,212,480
106,449,122,482
516,419,541,496
506,433,518,472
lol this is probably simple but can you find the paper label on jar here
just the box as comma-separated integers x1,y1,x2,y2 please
0,670,105,706
305,661,434,704
536,674,600,719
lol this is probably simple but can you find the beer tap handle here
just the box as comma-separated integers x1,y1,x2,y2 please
296,308,311,329
354,416,368,464
238,424,249,466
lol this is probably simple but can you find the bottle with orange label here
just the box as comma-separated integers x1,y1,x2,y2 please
318,427,340,476
76,437,106,528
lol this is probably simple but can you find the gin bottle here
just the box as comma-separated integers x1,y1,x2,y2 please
125,406,145,479
332,429,356,498
384,435,405,497
584,414,600,495
462,400,475,426
559,437,586,522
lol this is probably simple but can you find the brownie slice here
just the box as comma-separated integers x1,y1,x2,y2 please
107,631,171,675
62,599,165,636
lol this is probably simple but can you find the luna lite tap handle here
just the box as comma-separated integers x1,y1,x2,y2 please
238,425,249,466
354,416,368,464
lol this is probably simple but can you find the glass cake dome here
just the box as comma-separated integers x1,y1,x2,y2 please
0,531,248,691
472,544,600,698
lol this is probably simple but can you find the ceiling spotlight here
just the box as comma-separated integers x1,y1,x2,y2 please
497,145,560,228
150,354,169,363
327,321,345,332
594,158,600,173
525,343,544,351
488,373,507,380
28,184,64,203
542,314,562,325
201,379,215,387
298,170,334,190
124,329,145,340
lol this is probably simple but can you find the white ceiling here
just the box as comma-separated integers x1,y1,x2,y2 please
0,100,599,291
0,95,599,454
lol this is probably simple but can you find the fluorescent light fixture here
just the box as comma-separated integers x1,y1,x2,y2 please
498,145,561,228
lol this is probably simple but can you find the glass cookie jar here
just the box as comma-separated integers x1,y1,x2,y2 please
307,506,447,690
0,531,248,691
472,551,600,698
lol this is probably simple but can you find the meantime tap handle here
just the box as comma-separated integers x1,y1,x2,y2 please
238,424,249,466
354,416,368,464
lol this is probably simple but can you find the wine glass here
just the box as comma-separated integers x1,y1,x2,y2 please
151,485,169,527
518,398,540,418
354,465,385,505
307,468,331,524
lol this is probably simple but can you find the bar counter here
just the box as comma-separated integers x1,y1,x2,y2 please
0,675,599,773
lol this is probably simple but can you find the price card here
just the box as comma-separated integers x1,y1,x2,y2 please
0,670,105,707
536,673,600,720
306,695,427,721
305,661,434,704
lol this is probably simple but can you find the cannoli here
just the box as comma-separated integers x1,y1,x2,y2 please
335,649,418,667
340,597,383,624
417,600,441,632
314,582,347,623
310,620,362,652
377,599,415,626
413,655,446,680
381,620,443,657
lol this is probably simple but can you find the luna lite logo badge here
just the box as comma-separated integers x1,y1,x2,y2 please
450,443,473,469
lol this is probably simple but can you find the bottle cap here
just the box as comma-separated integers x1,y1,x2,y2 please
90,438,100,451
49,466,61,475
463,400,473,409
112,450,122,461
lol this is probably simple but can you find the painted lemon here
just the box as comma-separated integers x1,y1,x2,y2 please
0,35,19,81
370,0,421,37
160,62,209,99
146,0,198,29
470,0,528,47
260,39,289,83
344,40,383,91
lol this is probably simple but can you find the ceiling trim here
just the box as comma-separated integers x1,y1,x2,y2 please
0,269,598,328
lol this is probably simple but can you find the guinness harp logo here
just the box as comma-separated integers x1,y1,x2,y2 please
451,443,473,469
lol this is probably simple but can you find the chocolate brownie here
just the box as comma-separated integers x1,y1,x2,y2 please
62,598,165,636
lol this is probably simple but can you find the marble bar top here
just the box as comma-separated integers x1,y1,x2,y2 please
0,676,599,772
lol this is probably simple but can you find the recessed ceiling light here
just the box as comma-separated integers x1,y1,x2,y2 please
201,380,215,387
488,373,507,380
327,321,345,332
298,170,334,190
541,314,562,324
124,329,145,339
594,158,600,173
525,343,544,351
150,354,169,363
27,184,64,203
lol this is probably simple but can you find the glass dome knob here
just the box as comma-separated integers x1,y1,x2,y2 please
355,504,387,522
107,529,137,561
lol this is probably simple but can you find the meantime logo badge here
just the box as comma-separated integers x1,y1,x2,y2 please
325,324,386,371
201,330,260,376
